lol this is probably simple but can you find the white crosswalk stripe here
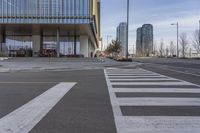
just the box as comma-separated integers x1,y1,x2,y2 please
111,81,191,85
104,68,200,133
0,82,76,133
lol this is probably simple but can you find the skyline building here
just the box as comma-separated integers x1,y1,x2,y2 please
136,27,142,56
136,24,153,56
116,22,127,57
0,0,100,57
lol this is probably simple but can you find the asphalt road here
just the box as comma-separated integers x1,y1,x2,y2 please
0,58,200,133
105,67,200,132
133,57,200,85
0,70,116,133
133,57,200,69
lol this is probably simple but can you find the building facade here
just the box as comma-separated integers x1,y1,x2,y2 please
136,24,153,57
136,27,142,56
116,22,127,57
0,0,100,57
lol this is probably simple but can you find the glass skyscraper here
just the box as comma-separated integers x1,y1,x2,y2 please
116,22,127,57
0,0,100,57
136,24,153,57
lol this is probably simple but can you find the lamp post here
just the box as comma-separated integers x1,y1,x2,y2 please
171,22,179,58
199,20,200,47
133,44,135,58
126,0,129,59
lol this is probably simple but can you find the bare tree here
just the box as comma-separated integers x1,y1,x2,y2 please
159,40,165,57
169,41,176,56
192,30,200,54
165,46,169,57
179,33,189,58
153,40,158,56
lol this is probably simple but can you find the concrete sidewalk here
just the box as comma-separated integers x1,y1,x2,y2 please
0,57,9,61
0,57,139,72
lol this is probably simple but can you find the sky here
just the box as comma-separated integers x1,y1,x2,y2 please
101,0,200,52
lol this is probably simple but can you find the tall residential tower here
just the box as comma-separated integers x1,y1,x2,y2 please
116,22,127,57
136,24,153,56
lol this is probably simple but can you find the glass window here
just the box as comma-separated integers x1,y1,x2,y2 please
6,36,32,56
0,0,2,23
3,0,6,17
0,0,92,24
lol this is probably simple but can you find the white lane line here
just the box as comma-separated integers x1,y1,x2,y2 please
108,76,166,78
111,81,192,86
0,82,76,133
104,69,127,133
117,98,200,106
112,88,200,93
119,116,200,133
108,74,159,76
110,78,174,81
107,71,154,73
107,71,149,73
107,72,155,74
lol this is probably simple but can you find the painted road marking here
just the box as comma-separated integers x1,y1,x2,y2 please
110,78,172,81
0,82,76,133
108,75,166,78
108,73,157,76
111,81,191,85
112,88,200,93
105,68,200,133
118,116,200,133
117,97,200,106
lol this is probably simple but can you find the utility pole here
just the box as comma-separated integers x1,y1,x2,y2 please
171,22,179,58
177,22,179,58
126,0,129,59
199,20,200,47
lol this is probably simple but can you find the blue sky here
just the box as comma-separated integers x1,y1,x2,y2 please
101,0,200,52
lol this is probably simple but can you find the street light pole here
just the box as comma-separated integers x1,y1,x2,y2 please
177,22,179,58
126,0,129,59
199,20,200,47
171,22,179,58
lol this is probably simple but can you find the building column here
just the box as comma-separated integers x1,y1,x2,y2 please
32,34,42,57
0,28,6,53
74,35,77,56
0,34,2,52
80,36,89,58
88,40,95,58
56,28,60,58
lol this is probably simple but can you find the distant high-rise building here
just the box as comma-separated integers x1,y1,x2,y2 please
136,24,153,56
116,22,127,57
136,27,142,56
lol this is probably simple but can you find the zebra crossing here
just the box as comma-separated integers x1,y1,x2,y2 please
104,68,200,133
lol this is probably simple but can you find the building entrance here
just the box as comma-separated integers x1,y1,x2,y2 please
6,36,32,57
